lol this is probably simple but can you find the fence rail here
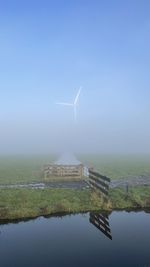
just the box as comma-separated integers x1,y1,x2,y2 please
88,169,111,196
89,170,111,182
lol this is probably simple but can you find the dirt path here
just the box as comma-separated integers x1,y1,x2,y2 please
0,181,89,190
1,176,150,190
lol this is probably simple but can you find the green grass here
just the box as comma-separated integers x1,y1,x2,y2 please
109,186,150,209
0,154,150,220
80,154,150,179
0,186,150,220
0,154,150,185
0,188,111,220
0,155,56,184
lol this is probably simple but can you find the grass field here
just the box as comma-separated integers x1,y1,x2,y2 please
0,154,150,220
0,155,56,184
0,187,150,220
0,154,150,185
0,188,110,220
80,154,150,179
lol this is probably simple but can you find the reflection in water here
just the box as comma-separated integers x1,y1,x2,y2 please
0,212,112,241
89,212,112,240
1,211,150,267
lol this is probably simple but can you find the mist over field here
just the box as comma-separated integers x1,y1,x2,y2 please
0,1,150,155
0,89,150,155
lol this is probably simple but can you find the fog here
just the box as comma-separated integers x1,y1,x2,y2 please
0,1,150,155
0,87,150,155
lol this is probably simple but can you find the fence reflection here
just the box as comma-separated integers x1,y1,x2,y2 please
89,212,112,240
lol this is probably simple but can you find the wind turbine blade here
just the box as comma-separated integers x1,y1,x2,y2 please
56,102,73,106
74,86,82,105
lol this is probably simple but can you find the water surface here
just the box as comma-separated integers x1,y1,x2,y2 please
0,211,150,267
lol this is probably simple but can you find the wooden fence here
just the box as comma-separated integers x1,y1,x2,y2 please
88,169,111,196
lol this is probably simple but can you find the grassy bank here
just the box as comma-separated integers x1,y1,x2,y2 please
0,187,150,220
110,186,150,209
0,188,108,220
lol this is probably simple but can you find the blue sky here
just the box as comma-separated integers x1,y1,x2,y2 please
0,0,150,154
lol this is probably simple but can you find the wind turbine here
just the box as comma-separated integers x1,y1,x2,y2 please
56,87,82,122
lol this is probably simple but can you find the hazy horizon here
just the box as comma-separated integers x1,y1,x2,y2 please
1,1,150,154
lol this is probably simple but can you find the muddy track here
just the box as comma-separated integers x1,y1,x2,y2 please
0,176,150,190
0,181,89,190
